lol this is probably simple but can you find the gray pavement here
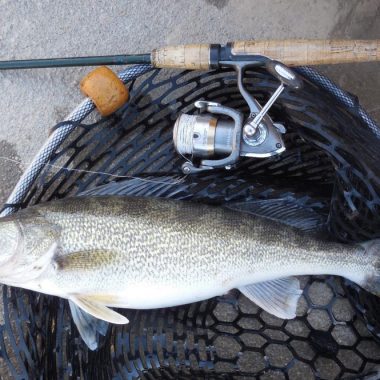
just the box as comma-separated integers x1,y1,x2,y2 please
0,0,378,182
0,1,379,378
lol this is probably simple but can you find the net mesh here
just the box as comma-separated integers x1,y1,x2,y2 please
0,68,379,379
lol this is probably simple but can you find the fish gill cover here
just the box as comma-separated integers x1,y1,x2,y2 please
0,68,379,379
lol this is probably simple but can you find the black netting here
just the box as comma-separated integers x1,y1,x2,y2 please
0,68,379,379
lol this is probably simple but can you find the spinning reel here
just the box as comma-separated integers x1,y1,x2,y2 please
173,60,303,174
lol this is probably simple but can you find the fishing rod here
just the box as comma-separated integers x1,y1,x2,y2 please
1,38,379,211
3,39,378,175
0,39,379,70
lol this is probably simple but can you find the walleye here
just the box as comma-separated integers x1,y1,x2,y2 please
0,195,379,350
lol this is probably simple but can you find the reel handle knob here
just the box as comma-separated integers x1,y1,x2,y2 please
265,60,303,90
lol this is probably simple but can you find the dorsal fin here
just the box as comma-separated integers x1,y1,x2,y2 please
226,198,328,233
78,176,186,198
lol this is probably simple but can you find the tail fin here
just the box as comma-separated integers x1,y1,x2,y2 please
360,239,380,296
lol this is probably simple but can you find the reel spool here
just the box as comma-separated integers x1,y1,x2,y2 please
173,60,302,174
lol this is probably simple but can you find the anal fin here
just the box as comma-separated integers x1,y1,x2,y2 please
238,277,302,319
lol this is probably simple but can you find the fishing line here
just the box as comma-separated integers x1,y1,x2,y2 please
0,156,186,185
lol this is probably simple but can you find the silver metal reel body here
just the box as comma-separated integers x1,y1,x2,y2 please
173,60,303,174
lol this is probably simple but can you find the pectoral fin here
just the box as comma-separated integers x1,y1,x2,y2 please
238,277,302,319
69,294,129,325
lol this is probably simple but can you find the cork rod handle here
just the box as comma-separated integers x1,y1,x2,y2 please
151,40,380,69
151,44,211,70
231,39,380,66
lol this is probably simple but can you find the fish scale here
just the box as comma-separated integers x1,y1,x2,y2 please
21,197,365,291
0,195,378,350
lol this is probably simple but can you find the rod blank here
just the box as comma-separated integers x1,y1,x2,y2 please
0,54,151,70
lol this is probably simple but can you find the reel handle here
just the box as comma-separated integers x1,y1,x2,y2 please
265,60,303,90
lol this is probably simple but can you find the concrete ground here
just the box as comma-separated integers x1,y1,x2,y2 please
0,0,378,188
0,0,378,378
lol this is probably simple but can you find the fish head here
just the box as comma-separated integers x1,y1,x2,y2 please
0,213,60,285
0,219,22,266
